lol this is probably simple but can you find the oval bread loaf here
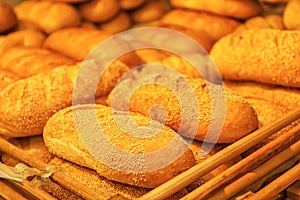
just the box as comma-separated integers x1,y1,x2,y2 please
107,76,258,143
43,104,196,188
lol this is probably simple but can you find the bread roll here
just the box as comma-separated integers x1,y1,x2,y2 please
79,20,98,29
0,2,17,33
210,29,300,87
14,1,81,34
283,0,300,30
99,12,131,34
107,76,258,143
43,28,142,68
0,30,46,54
161,9,241,42
79,0,120,22
43,104,196,188
131,0,170,23
0,61,129,137
170,0,262,19
135,49,171,63
0,47,75,78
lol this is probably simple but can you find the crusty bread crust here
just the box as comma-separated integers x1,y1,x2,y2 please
210,29,300,87
0,61,129,137
43,104,196,188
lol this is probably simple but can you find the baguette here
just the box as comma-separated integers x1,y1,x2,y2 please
170,0,262,19
14,1,81,34
0,47,75,78
210,29,300,87
0,30,46,54
161,9,241,42
43,28,142,68
0,2,17,33
107,76,258,143
0,61,129,137
43,104,196,188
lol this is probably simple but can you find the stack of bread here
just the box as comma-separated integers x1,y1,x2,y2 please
0,0,299,199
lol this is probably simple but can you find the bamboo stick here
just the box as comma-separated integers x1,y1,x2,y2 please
248,162,300,200
181,123,300,200
139,108,300,200
208,139,300,199
0,137,105,200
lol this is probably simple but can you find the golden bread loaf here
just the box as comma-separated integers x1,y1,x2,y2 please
0,61,129,137
170,0,262,19
234,15,284,34
0,47,75,78
0,2,17,33
14,1,81,34
99,11,131,34
224,81,300,111
107,76,258,143
161,9,241,42
0,29,46,54
131,0,171,23
79,0,120,22
43,104,196,188
210,29,300,87
43,28,142,68
283,0,300,30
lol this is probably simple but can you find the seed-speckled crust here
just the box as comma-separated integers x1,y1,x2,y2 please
107,76,258,143
161,9,241,42
0,47,75,78
43,104,196,188
0,61,129,137
210,29,300,88
170,0,262,19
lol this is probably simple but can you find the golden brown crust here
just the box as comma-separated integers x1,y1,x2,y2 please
43,27,142,68
0,2,17,33
0,47,75,78
170,0,262,19
283,0,300,30
131,0,171,23
79,0,120,22
0,61,129,137
99,12,131,34
0,30,46,54
43,104,196,188
119,0,145,10
161,9,241,42
107,76,258,143
14,1,81,34
0,69,20,91
210,29,300,87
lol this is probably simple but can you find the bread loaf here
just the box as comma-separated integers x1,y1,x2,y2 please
0,61,129,137
283,0,300,30
0,47,75,78
0,69,20,91
107,76,258,143
210,29,300,87
0,30,46,54
0,2,17,33
14,1,81,34
43,104,196,188
43,28,142,68
99,12,131,34
170,0,262,19
161,9,241,42
79,0,120,22
119,0,145,10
